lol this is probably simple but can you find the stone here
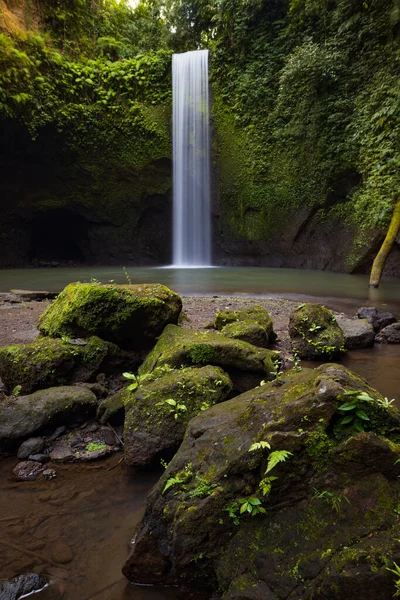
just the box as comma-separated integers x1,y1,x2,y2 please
375,322,400,344
37,282,182,350
49,440,114,462
0,386,97,445
138,324,279,393
10,289,58,301
372,311,397,332
47,426,67,441
335,316,375,349
17,437,45,459
96,391,125,425
13,460,45,481
215,305,277,346
123,364,400,599
289,303,345,359
0,335,137,395
124,365,232,467
28,453,49,463
0,573,48,600
50,542,73,564
356,306,377,320
43,468,57,480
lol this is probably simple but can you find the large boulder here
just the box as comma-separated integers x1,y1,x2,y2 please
0,336,138,395
215,305,277,348
289,303,346,359
335,315,375,349
37,282,182,349
123,364,400,599
138,324,280,393
0,386,97,445
124,365,232,467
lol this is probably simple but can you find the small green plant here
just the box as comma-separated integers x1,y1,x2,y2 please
238,497,266,516
122,371,151,391
85,442,107,452
163,476,183,494
259,476,278,496
309,322,322,332
189,476,218,498
313,488,350,513
249,441,271,452
337,391,372,432
122,266,132,285
89,277,102,285
387,561,400,597
162,463,193,494
160,458,169,470
164,398,187,420
11,384,22,397
377,396,395,408
265,450,293,473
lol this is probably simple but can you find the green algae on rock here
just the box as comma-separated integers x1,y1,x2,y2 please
123,365,232,467
289,303,346,359
0,335,137,395
138,324,280,392
37,282,182,349
122,364,400,598
0,386,97,445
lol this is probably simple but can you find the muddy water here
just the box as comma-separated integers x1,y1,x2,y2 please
0,457,200,600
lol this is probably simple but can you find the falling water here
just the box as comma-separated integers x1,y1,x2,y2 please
172,50,211,267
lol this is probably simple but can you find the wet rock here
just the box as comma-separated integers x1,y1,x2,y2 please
37,282,182,350
9,289,58,301
289,303,345,359
43,468,57,480
372,311,397,332
357,306,377,320
123,364,400,599
139,324,279,393
0,335,130,395
0,573,48,600
124,365,232,467
17,437,45,459
0,292,20,304
356,307,397,332
47,426,67,442
50,435,114,462
0,386,97,445
50,542,73,564
28,453,49,463
96,392,125,425
375,322,400,344
335,316,375,349
77,382,108,398
214,305,277,348
13,460,45,481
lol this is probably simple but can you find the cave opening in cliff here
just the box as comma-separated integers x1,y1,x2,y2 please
30,209,89,264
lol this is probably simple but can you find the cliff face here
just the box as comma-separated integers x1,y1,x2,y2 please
0,0,41,35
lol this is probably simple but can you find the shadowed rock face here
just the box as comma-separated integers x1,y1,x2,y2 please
122,364,400,599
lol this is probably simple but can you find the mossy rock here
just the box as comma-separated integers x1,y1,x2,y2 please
215,306,276,347
0,386,97,445
289,303,346,359
122,363,400,598
37,282,182,350
0,336,137,395
123,365,233,467
96,390,126,426
138,324,280,393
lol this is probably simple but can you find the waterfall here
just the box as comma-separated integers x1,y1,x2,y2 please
172,50,211,267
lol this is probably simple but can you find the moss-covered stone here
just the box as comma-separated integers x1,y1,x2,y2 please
0,335,122,395
122,363,400,598
138,324,279,392
123,365,233,467
37,282,182,349
289,303,346,359
215,305,276,347
0,386,97,445
96,390,126,425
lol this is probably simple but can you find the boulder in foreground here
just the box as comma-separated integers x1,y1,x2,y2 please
37,282,182,349
289,303,346,359
123,364,400,599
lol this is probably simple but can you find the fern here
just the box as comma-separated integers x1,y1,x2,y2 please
259,476,278,496
249,441,271,452
162,476,182,494
265,450,293,474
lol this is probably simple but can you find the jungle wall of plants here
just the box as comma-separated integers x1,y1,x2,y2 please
0,0,399,270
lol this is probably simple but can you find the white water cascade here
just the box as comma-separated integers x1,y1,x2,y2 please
172,49,211,267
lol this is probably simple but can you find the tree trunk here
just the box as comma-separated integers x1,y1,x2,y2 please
369,198,400,288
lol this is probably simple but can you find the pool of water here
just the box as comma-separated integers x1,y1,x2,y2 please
0,266,399,307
